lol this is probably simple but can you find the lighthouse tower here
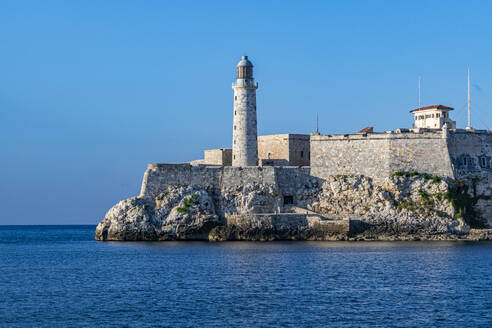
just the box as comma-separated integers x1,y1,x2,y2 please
232,56,258,166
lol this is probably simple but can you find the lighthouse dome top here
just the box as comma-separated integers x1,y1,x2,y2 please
237,56,253,67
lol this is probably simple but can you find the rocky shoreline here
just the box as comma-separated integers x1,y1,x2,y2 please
95,173,491,242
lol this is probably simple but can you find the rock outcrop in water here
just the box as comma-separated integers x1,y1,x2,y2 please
95,174,490,241
95,186,222,241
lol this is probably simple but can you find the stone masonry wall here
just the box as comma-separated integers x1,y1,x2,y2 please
310,133,392,181
257,134,310,166
258,134,289,164
204,149,232,166
447,130,492,227
448,130,492,179
387,132,453,177
310,130,455,182
139,164,310,201
288,134,310,166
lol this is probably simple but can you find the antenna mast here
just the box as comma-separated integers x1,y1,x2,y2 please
467,68,471,129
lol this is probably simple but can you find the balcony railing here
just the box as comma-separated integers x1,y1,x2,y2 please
232,80,258,88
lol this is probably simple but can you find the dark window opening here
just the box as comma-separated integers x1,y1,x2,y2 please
481,158,486,167
235,96,237,101
300,151,304,158
283,195,294,205
463,158,467,165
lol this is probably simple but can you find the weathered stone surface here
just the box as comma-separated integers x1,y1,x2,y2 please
209,214,349,241
95,186,223,241
96,171,489,241
312,175,470,236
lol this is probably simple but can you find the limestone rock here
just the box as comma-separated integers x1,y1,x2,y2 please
95,186,223,241
96,173,487,241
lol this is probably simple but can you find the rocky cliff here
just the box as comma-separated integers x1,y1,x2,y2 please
95,173,491,241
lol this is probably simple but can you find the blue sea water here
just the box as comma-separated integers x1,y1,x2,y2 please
0,226,491,328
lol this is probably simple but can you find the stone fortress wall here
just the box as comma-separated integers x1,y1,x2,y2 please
310,127,492,183
447,129,492,179
145,128,492,202
140,163,311,201
311,129,453,182
138,127,492,229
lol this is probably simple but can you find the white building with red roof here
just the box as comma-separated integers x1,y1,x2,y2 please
410,104,456,129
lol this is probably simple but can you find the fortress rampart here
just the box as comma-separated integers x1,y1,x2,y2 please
142,128,492,204
311,128,492,183
140,164,312,200
137,128,492,228
311,130,453,181
448,129,492,179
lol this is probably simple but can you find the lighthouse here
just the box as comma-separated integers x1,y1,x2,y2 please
232,56,258,166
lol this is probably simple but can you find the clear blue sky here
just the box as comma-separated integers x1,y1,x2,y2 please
1,0,492,225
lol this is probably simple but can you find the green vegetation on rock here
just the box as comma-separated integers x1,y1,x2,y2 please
443,180,489,229
177,193,200,214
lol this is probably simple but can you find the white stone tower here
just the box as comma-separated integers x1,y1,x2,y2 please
232,56,258,166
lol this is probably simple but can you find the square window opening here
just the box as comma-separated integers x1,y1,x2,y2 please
283,195,294,205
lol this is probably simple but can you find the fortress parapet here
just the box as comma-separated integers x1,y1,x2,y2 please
310,128,492,182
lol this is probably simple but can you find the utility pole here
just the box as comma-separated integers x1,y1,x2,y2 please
467,68,471,130
418,76,422,107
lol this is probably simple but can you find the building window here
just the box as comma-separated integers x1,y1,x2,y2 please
463,157,467,165
234,155,235,160
235,96,237,101
301,151,304,158
283,195,294,205
481,158,486,167
234,125,236,130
